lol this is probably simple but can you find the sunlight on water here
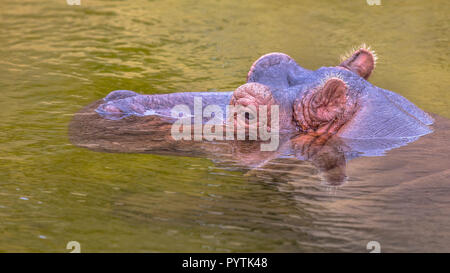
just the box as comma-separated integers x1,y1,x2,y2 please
0,0,449,252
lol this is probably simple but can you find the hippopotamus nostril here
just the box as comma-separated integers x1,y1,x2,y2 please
105,105,122,113
103,90,139,102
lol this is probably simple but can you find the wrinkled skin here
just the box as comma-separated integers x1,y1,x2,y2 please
95,45,433,139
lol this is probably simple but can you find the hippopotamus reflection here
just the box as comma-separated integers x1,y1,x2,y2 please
69,44,434,185
69,108,350,185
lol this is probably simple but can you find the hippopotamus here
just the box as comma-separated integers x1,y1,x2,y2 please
94,44,433,142
69,44,436,185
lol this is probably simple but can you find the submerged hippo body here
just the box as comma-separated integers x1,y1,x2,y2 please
95,45,433,140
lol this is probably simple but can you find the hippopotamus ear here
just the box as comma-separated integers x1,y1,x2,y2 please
294,78,357,135
339,44,377,80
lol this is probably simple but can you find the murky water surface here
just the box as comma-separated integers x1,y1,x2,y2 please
0,0,449,252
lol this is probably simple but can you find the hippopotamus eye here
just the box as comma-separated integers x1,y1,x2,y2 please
245,112,255,121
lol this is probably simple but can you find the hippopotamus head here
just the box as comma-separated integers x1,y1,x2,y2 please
96,44,433,141
233,44,433,138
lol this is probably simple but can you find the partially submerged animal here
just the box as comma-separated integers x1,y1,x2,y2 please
95,44,433,140
69,45,435,185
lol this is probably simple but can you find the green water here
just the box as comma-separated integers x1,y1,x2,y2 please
0,0,449,252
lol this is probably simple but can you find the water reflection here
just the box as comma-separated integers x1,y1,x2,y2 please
69,99,427,186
